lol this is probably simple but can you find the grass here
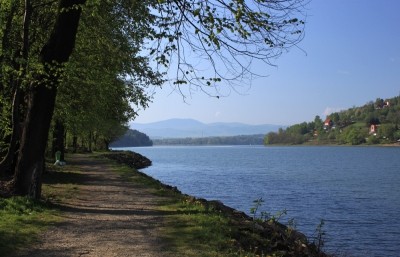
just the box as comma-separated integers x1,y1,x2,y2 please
42,168,81,203
0,158,80,257
158,198,236,256
0,197,60,257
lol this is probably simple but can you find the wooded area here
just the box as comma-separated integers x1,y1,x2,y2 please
1,0,306,198
110,129,153,147
154,134,264,145
264,96,400,145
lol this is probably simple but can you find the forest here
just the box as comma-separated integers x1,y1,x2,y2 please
1,0,306,198
264,96,400,145
110,129,153,147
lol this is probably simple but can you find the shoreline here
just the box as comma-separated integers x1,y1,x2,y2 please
103,150,329,256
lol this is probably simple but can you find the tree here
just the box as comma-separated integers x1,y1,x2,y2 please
379,124,396,141
330,113,340,124
1,0,307,198
147,0,306,97
54,2,162,153
314,115,323,130
111,129,153,147
342,127,367,145
1,0,86,197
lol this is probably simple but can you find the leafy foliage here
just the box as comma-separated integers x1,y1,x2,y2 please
147,0,306,97
265,96,400,145
1,0,307,196
110,129,153,147
53,1,163,151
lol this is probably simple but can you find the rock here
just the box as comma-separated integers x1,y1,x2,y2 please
102,151,152,169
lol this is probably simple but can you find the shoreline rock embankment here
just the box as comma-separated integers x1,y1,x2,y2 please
104,151,328,257
102,151,152,169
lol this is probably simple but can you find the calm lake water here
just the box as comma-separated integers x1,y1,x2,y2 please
115,146,400,257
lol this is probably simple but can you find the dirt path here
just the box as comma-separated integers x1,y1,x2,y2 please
14,154,169,257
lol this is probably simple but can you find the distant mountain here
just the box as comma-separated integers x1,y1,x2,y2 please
130,118,283,139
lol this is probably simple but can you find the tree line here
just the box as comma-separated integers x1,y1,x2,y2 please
264,96,400,145
154,134,264,146
110,130,153,147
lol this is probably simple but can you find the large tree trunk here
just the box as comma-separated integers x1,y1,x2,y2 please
88,131,92,152
52,119,65,161
13,0,86,198
0,1,31,177
104,139,111,151
72,135,78,153
0,86,22,176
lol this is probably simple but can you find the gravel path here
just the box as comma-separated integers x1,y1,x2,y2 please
14,154,169,257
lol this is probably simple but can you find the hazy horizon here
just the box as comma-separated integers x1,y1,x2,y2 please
131,117,287,126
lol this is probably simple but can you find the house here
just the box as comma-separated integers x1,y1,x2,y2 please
323,118,333,129
369,124,378,135
376,100,391,109
383,101,390,108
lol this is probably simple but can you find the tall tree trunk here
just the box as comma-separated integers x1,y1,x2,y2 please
0,86,21,176
52,119,65,161
13,0,86,198
88,131,92,152
104,139,110,152
0,1,31,177
72,135,78,153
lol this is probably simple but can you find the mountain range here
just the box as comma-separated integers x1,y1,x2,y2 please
130,118,283,139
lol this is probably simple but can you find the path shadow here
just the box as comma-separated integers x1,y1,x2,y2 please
43,170,88,185
58,204,175,216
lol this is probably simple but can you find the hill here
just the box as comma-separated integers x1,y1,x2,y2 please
265,96,400,145
110,129,153,147
130,118,283,139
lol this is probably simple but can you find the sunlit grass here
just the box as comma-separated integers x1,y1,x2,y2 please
0,158,80,257
0,197,59,257
159,198,239,256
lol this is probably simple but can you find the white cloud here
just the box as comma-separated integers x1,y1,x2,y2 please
214,111,221,118
323,107,345,116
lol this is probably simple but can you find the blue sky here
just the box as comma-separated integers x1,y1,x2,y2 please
133,0,400,126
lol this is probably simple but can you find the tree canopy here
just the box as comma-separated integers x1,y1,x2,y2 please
1,0,307,198
147,0,306,96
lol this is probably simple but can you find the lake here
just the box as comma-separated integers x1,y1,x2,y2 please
115,146,400,257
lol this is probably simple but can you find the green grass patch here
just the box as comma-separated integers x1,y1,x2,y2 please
159,198,241,256
42,169,81,203
0,159,80,257
0,196,59,257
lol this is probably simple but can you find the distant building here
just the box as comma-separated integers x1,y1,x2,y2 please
323,118,333,130
369,124,378,135
376,100,391,109
383,101,390,108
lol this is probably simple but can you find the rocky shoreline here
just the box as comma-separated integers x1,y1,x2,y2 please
104,151,329,257
101,150,152,169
